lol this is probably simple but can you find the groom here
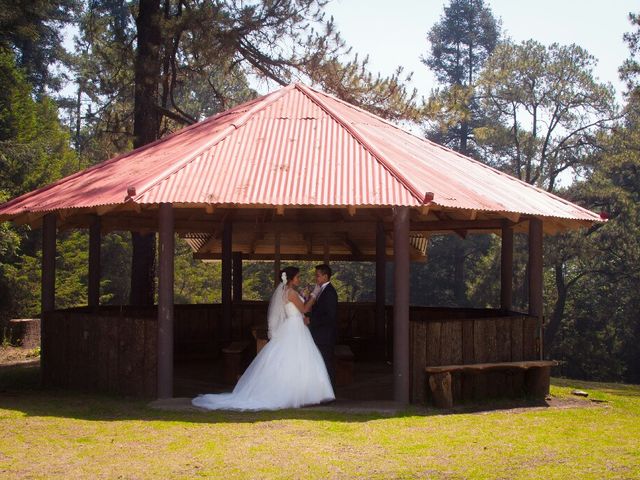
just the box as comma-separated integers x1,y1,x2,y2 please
305,264,338,388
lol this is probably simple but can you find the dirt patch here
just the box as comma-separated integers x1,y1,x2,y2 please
0,346,40,366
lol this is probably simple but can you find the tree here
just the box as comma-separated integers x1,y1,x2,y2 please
420,0,500,306
71,0,421,304
422,0,500,156
541,12,640,381
0,0,78,93
477,40,618,190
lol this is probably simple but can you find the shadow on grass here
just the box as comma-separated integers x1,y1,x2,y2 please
0,361,567,425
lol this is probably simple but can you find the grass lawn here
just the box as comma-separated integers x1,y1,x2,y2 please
0,356,638,479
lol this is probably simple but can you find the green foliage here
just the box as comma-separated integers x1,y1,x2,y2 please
0,0,77,92
422,0,500,156
424,0,500,86
477,40,617,190
0,48,77,195
173,238,221,304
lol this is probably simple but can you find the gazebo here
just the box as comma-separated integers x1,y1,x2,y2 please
0,83,602,405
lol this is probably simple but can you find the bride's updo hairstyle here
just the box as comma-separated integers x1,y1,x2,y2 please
281,266,300,285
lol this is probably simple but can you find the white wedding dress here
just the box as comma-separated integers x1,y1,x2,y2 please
192,288,335,411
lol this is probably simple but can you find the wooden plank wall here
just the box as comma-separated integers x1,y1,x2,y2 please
409,310,539,404
42,309,158,397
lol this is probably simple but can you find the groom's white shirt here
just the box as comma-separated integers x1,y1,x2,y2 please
318,281,331,298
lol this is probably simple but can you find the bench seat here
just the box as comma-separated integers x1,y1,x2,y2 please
425,360,558,408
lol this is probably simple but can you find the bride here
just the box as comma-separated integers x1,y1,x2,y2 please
192,266,335,411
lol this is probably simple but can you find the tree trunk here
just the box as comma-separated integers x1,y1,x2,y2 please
544,262,567,352
129,0,162,305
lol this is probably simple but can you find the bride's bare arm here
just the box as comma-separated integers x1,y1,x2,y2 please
303,295,316,313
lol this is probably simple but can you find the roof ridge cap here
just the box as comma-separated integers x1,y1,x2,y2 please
295,83,427,205
132,85,296,203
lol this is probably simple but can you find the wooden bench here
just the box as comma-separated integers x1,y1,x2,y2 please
425,360,558,408
222,341,252,384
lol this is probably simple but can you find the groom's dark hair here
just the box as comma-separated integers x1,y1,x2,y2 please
315,264,332,279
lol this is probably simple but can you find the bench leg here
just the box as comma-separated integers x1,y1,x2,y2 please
429,372,453,408
524,366,551,398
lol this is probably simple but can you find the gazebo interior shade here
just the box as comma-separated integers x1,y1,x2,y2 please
0,83,602,238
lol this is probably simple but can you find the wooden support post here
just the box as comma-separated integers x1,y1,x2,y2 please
41,213,56,314
528,218,544,359
88,215,101,307
274,232,281,287
393,206,410,404
41,213,56,385
500,220,513,312
323,237,330,265
222,219,232,340
157,203,174,399
233,251,243,303
375,221,386,347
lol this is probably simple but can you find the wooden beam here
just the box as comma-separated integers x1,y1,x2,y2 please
323,237,330,265
453,229,468,239
376,221,386,350
14,212,46,227
347,205,356,216
502,212,521,223
410,219,510,231
303,233,313,254
501,220,513,312
342,233,363,259
274,231,281,287
418,205,430,217
221,218,232,340
205,204,215,214
88,215,101,307
195,253,393,261
40,213,56,385
393,206,410,404
233,252,243,303
466,210,478,220
249,231,265,254
157,203,174,399
528,218,544,360
276,205,285,215
96,204,118,216
41,213,56,314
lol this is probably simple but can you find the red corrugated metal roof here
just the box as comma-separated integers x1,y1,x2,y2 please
0,83,601,223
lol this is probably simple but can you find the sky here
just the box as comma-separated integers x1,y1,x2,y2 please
322,0,638,102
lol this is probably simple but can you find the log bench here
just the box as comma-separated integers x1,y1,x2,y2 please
222,341,252,384
425,360,558,408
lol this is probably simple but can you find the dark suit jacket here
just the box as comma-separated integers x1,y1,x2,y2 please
309,283,338,346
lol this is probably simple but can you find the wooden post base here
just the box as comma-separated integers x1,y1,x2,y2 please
428,372,453,408
524,366,551,398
